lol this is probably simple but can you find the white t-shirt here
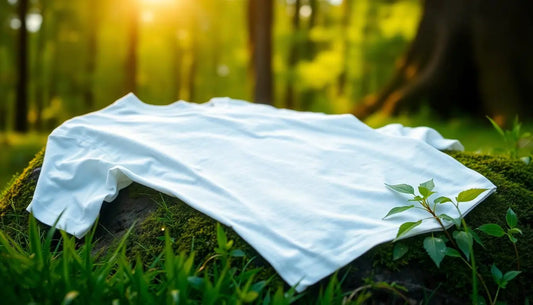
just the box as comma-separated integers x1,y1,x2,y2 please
28,93,495,291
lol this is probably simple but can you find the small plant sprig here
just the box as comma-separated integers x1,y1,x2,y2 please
384,180,522,305
487,115,533,163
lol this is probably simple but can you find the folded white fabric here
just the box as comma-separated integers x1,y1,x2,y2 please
375,123,464,151
28,93,495,291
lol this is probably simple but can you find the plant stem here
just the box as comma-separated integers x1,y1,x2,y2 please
460,219,481,305
493,287,500,305
430,200,493,305
458,256,493,305
470,247,478,305
513,242,520,271
424,200,456,248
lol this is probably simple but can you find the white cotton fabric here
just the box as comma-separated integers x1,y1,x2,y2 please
375,123,465,151
28,93,495,291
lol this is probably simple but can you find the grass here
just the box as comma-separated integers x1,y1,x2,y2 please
366,111,533,154
0,214,402,305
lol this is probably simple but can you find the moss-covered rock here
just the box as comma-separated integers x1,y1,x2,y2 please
1,149,532,303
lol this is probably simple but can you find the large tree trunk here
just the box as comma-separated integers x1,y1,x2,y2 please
284,0,301,109
336,0,352,96
353,0,533,124
248,0,273,105
84,0,100,110
15,0,29,132
125,0,139,94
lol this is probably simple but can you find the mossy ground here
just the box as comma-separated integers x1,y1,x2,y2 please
1,149,532,303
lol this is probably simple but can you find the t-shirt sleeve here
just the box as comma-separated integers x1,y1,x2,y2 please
27,134,120,238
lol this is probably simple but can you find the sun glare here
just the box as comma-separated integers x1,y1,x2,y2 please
140,0,175,5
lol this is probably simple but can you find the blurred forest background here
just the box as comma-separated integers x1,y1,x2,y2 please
1,0,420,130
1,0,421,187
1,0,532,188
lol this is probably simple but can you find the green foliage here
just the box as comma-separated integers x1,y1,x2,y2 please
487,116,533,160
0,214,416,305
0,214,287,304
385,180,525,305
423,236,446,268
1,0,420,132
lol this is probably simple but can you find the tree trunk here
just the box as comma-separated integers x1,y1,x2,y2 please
84,0,100,110
187,34,198,102
284,0,301,109
15,0,29,132
34,0,47,131
337,0,353,96
125,0,139,94
353,0,533,124
0,0,9,131
172,39,182,101
248,0,273,105
299,0,319,110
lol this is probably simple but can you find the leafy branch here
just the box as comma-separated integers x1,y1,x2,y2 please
384,180,522,305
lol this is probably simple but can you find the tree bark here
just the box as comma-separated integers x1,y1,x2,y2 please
171,39,182,101
84,0,100,110
125,0,139,94
188,36,198,102
248,0,273,105
15,0,29,132
284,0,301,109
0,1,9,131
353,0,533,124
299,0,319,110
337,0,353,96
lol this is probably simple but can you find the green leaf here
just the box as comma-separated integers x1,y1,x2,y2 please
439,214,461,228
487,116,505,137
385,183,415,195
477,224,505,237
392,242,409,260
502,270,521,283
490,264,503,286
408,195,424,202
423,236,447,268
434,196,452,204
216,223,228,250
506,208,518,228
230,249,246,257
383,205,414,219
491,264,503,285
395,220,422,240
456,189,488,203
508,227,523,235
445,247,461,258
241,291,259,303
187,276,205,290
471,230,485,248
420,179,435,191
508,234,518,243
418,186,435,198
453,231,473,260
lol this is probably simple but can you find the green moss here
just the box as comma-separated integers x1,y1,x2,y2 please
0,148,45,244
1,149,532,302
